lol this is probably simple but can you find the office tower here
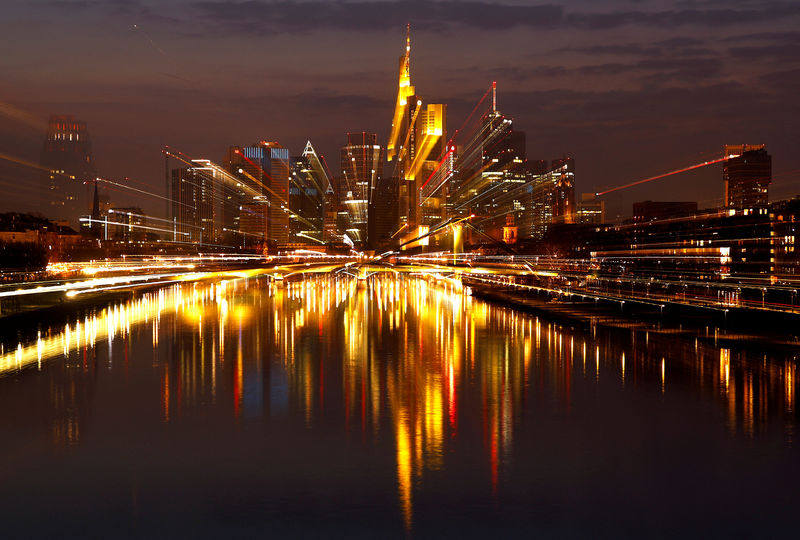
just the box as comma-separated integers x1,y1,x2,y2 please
40,115,96,227
550,157,576,224
226,141,290,248
386,26,447,246
516,158,577,241
577,193,605,225
289,142,329,246
448,86,527,241
724,144,771,208
170,161,222,244
340,132,384,245
369,175,398,250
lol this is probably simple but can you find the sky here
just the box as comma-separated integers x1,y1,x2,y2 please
1,0,799,219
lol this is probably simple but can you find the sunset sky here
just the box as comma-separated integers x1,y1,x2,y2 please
2,0,798,218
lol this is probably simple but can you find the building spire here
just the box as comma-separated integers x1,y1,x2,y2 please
404,23,411,79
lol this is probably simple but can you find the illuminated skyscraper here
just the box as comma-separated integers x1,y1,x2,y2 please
40,115,96,227
340,132,384,245
518,158,577,240
448,87,527,241
226,141,290,248
386,26,447,248
170,161,222,244
550,157,576,224
724,144,771,208
577,193,605,225
369,175,398,250
289,142,329,246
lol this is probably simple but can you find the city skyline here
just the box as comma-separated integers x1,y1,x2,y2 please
1,0,799,220
2,4,800,536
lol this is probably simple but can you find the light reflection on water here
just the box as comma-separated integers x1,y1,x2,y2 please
0,273,798,535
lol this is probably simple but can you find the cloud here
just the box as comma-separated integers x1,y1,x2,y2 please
183,1,800,34
728,44,800,62
561,44,664,57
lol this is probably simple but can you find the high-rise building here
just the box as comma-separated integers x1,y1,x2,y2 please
550,157,576,224
516,158,577,241
369,175,398,250
577,193,605,225
226,141,290,248
40,115,96,227
448,88,527,242
386,26,447,248
339,132,384,245
724,144,771,208
170,161,222,244
289,142,329,247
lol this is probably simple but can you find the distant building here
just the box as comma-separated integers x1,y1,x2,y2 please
724,144,771,208
448,96,526,243
339,132,384,245
0,212,81,262
289,142,329,246
226,142,290,248
170,162,222,244
40,115,96,227
517,158,577,241
633,200,698,222
577,193,605,225
386,27,447,247
550,157,576,225
107,207,146,241
581,200,799,279
368,175,398,250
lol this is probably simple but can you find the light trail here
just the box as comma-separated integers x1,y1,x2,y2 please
79,217,190,237
596,156,735,196
96,176,192,208
419,146,454,193
0,151,50,173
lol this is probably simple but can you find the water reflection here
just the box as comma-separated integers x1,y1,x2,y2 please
0,273,798,532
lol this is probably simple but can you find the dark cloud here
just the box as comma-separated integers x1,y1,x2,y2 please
722,31,800,43
655,37,706,48
560,44,664,57
573,57,723,81
728,45,800,62
759,68,800,92
183,1,800,34
4,0,799,218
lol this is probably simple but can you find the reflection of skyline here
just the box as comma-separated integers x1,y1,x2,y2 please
0,274,797,526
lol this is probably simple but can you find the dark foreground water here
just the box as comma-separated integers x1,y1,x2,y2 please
1,274,799,538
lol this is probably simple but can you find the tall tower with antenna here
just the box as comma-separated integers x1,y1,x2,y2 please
386,25,447,248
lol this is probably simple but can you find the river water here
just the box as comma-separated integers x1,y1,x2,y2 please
0,274,798,538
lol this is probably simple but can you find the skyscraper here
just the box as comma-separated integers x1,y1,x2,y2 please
170,161,221,244
518,159,578,240
724,144,771,208
550,157,576,224
340,132,384,245
40,114,96,227
369,175,398,250
577,193,605,225
448,87,527,241
226,141,291,248
386,26,447,247
289,142,329,247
